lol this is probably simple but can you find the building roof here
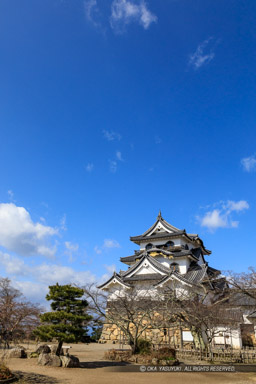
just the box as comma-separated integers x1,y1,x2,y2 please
123,273,163,282
97,272,131,290
140,210,181,236
228,291,256,307
130,212,211,255
248,311,256,319
100,251,219,291
121,253,171,278
120,247,202,265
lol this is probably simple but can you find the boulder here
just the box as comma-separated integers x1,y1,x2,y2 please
35,344,51,354
60,355,80,368
151,358,158,365
49,345,59,355
38,353,62,367
7,348,27,358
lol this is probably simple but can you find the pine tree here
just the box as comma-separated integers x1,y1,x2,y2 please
35,283,92,355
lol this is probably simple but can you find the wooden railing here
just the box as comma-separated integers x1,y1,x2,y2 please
175,347,256,363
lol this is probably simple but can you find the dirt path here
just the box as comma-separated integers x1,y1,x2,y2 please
6,343,256,384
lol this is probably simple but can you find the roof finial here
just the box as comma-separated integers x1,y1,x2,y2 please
157,210,162,220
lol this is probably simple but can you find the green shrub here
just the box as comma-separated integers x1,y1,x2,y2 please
137,339,152,355
152,347,176,360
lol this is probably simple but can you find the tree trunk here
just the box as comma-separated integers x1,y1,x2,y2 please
130,340,140,354
191,327,206,351
56,340,63,356
129,329,139,354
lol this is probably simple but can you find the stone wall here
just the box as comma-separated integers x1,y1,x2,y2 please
99,322,182,347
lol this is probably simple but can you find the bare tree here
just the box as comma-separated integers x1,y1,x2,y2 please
226,267,256,301
83,284,169,354
0,278,42,348
163,286,241,354
83,279,240,355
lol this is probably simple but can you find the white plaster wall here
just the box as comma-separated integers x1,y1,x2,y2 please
243,313,252,324
213,327,242,349
140,238,182,250
147,221,173,236
134,263,165,276
155,256,189,274
198,254,204,265
107,281,160,300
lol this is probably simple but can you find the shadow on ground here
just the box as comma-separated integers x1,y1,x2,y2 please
14,371,60,384
79,361,130,369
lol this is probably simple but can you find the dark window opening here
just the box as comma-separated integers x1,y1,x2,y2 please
170,263,180,272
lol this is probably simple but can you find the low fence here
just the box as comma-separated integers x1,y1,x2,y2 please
176,347,256,364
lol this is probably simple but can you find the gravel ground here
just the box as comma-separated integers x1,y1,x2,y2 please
5,343,256,384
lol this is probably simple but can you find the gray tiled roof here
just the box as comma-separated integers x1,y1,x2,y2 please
122,253,171,277
120,247,202,264
228,292,256,307
97,272,131,289
185,264,208,284
124,273,163,282
139,212,181,237
130,230,186,242
248,311,256,318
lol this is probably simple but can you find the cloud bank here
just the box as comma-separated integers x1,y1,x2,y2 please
197,200,249,231
0,203,58,257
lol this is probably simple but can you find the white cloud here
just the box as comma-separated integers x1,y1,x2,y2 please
94,238,120,254
84,0,99,26
110,0,157,32
103,129,121,141
65,241,79,262
103,239,120,248
104,264,116,274
94,245,102,254
197,200,249,231
60,214,67,231
189,37,215,70
224,200,249,213
0,251,28,276
109,160,117,173
14,280,49,307
85,163,94,172
116,151,124,161
241,155,256,172
0,251,98,302
0,203,58,257
65,241,79,252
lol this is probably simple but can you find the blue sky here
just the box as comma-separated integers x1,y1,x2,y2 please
0,0,256,305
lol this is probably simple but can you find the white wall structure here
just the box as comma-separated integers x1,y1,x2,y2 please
99,212,253,349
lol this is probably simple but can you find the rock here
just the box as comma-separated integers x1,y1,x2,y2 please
159,359,167,366
60,355,80,368
7,347,27,358
35,344,51,354
151,358,158,365
167,359,179,366
38,353,62,367
49,345,58,355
